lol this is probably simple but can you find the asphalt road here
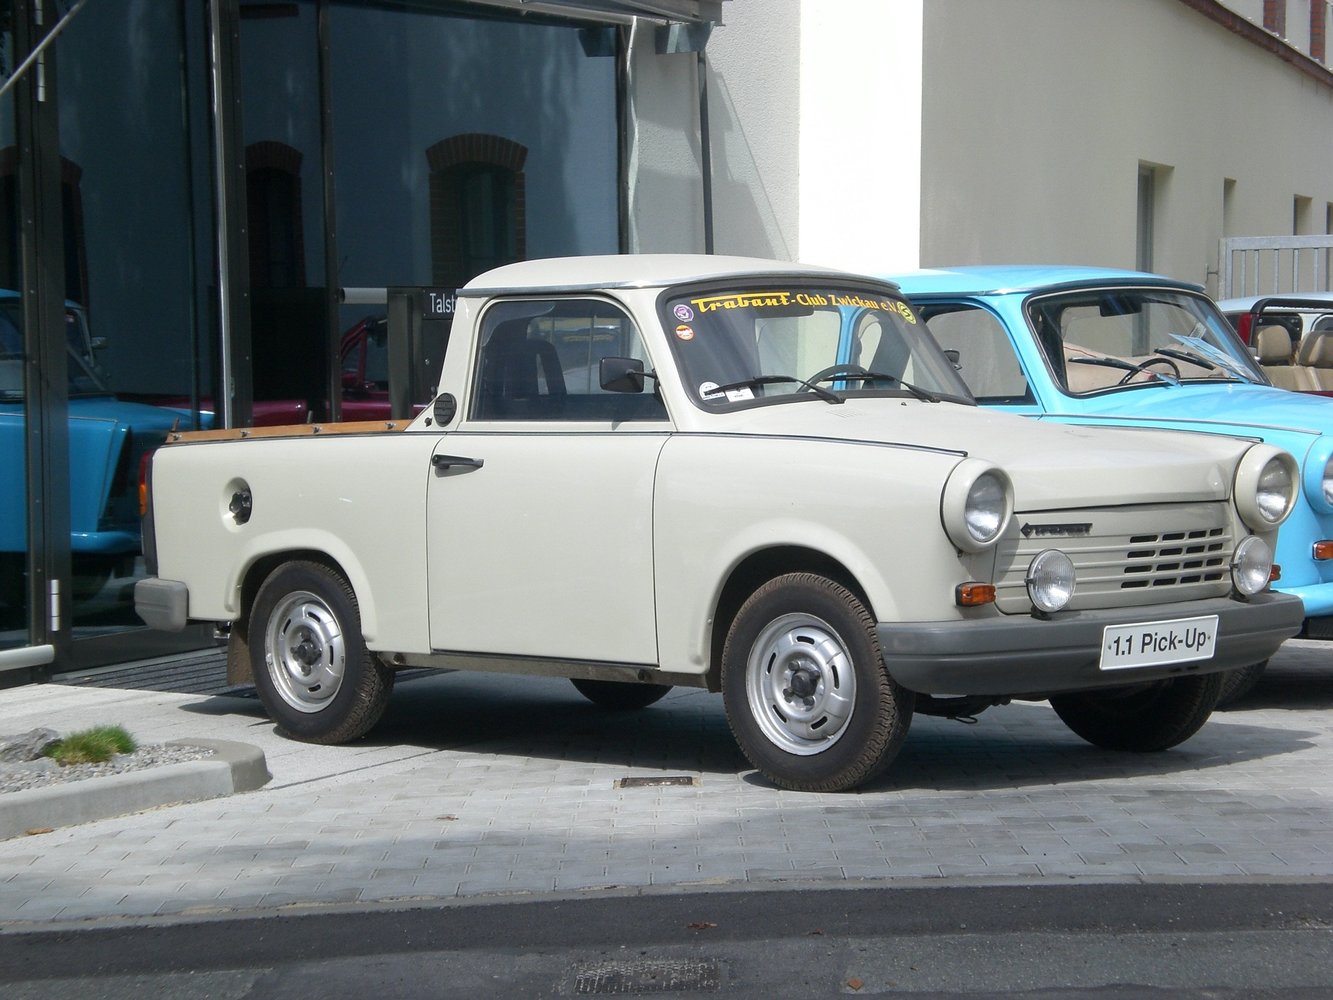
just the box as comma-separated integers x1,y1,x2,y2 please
2,882,1331,998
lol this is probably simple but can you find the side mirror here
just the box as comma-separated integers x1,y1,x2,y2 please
600,356,647,393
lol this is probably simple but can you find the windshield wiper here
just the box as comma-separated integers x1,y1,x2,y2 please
710,374,845,404
1164,334,1259,383
1067,355,1180,386
814,368,940,403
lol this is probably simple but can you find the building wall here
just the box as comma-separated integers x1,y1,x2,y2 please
701,0,1333,293
919,0,1333,292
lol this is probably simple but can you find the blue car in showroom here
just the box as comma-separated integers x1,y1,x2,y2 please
1,292,187,608
886,265,1333,703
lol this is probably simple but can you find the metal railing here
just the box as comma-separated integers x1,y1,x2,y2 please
1219,235,1333,298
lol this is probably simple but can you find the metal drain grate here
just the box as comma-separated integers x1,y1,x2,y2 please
615,775,699,789
571,958,721,995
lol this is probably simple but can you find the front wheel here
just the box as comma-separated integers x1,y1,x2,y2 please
721,573,912,792
1216,661,1267,709
248,560,393,743
1049,672,1224,752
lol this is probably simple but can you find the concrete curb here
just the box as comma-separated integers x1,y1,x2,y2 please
0,739,269,841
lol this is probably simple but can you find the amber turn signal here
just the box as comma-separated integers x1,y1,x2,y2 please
1312,541,1333,561
955,582,996,607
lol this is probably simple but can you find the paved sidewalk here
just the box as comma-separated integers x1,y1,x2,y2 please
0,641,1330,927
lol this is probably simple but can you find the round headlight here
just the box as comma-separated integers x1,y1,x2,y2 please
1323,454,1333,507
1231,535,1274,597
1026,548,1076,613
965,473,1007,544
1234,445,1298,530
941,460,1013,553
1255,457,1294,522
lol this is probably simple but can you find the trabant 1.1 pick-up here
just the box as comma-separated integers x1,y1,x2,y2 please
135,255,1304,792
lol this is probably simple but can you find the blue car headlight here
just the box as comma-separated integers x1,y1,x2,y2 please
1301,438,1333,514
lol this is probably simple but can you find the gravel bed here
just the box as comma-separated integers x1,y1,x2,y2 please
0,744,216,796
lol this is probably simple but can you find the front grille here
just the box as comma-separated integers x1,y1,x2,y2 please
994,503,1234,614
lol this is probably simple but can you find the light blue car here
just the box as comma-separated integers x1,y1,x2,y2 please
0,292,191,608
886,265,1333,702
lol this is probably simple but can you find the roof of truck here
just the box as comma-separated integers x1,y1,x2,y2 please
460,254,887,296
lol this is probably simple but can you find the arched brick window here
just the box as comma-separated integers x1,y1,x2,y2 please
427,133,527,288
246,141,306,289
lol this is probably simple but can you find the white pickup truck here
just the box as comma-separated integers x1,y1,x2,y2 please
136,255,1304,792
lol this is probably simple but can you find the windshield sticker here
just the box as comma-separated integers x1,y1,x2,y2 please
675,324,696,341
699,380,753,402
689,290,912,317
673,303,695,322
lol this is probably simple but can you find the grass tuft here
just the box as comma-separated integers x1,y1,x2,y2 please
42,725,137,766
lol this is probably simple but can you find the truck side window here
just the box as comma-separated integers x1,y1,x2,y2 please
472,298,668,422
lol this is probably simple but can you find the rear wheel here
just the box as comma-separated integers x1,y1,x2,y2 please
721,573,912,792
248,560,393,743
1049,672,1224,752
570,678,672,710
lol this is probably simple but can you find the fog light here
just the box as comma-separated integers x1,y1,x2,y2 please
1232,535,1274,596
1026,549,1075,613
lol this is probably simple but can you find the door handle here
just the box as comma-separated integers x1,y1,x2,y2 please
432,453,484,472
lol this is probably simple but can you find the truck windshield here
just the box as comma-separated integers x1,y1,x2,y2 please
0,298,109,401
1024,287,1265,395
661,283,972,409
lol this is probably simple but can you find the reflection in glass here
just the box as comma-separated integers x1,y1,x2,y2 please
54,0,209,636
0,0,28,647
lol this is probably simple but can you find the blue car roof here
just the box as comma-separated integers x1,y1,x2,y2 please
887,265,1205,297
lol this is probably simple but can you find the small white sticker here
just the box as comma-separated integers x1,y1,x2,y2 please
700,380,752,402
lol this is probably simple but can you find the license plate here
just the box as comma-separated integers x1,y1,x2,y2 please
1099,615,1218,670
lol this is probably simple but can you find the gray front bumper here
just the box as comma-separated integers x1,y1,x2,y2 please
878,592,1304,697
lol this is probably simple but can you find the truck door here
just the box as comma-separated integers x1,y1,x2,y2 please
425,297,670,665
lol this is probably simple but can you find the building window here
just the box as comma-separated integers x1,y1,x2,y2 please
1137,165,1156,273
246,141,306,289
1313,0,1327,62
0,150,89,307
1265,0,1288,36
427,133,527,289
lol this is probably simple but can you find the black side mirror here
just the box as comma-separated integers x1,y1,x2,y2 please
600,356,648,393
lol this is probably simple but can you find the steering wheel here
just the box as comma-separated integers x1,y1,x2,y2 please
808,363,871,385
1116,357,1181,385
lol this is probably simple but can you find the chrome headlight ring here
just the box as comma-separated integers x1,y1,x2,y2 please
941,459,1013,553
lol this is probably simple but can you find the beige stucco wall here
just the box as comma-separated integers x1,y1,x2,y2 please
919,0,1333,292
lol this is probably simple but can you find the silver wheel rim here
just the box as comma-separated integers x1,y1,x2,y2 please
745,612,855,755
264,590,347,714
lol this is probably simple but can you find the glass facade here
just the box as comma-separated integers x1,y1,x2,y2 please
0,0,26,651
0,0,626,674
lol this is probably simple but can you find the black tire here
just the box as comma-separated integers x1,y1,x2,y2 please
1216,660,1267,709
1049,672,1224,752
570,678,672,710
721,573,912,792
247,560,393,743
